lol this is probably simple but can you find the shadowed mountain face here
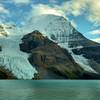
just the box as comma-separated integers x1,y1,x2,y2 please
20,30,100,79
72,45,100,74
72,46,100,64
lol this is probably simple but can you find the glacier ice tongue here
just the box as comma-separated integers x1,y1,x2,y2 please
0,55,37,79
0,25,37,79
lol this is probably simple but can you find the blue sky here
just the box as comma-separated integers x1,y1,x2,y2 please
0,0,100,42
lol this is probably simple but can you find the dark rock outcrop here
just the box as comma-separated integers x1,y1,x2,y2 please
72,46,100,63
0,66,16,79
0,46,2,51
20,30,100,79
72,43,100,74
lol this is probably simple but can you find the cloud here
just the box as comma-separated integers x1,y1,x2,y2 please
31,0,100,26
70,0,100,26
2,0,97,28
12,0,31,4
92,38,100,43
0,4,9,14
61,0,100,26
31,4,66,17
86,0,100,26
63,0,87,16
89,30,100,35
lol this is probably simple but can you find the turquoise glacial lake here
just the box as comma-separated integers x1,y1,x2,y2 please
0,80,100,100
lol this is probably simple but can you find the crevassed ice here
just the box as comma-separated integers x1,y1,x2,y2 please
0,26,37,79
0,55,37,79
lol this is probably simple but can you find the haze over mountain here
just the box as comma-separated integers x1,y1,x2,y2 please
0,14,100,79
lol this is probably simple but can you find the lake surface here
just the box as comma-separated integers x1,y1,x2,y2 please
0,80,100,100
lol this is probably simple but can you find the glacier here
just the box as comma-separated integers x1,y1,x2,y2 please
0,25,37,79
58,43,97,73
71,54,97,73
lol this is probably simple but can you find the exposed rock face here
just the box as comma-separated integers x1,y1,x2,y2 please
67,30,99,48
20,30,100,79
72,45,100,73
0,46,2,51
0,66,16,79
72,46,100,64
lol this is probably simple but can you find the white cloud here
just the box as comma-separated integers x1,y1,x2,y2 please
61,0,100,26
64,0,87,16
0,4,9,14
92,38,100,43
68,0,100,24
31,0,100,26
72,0,100,26
31,4,66,17
86,0,100,26
12,0,31,4
89,30,100,35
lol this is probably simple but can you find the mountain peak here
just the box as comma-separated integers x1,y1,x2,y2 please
23,14,89,48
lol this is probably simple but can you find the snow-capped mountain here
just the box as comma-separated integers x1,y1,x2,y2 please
0,14,100,79
24,15,96,48
23,14,100,74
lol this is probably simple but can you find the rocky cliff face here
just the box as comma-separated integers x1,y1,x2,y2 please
72,45,100,73
20,30,100,79
20,30,82,79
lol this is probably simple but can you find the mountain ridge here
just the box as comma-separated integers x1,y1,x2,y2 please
0,14,100,79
